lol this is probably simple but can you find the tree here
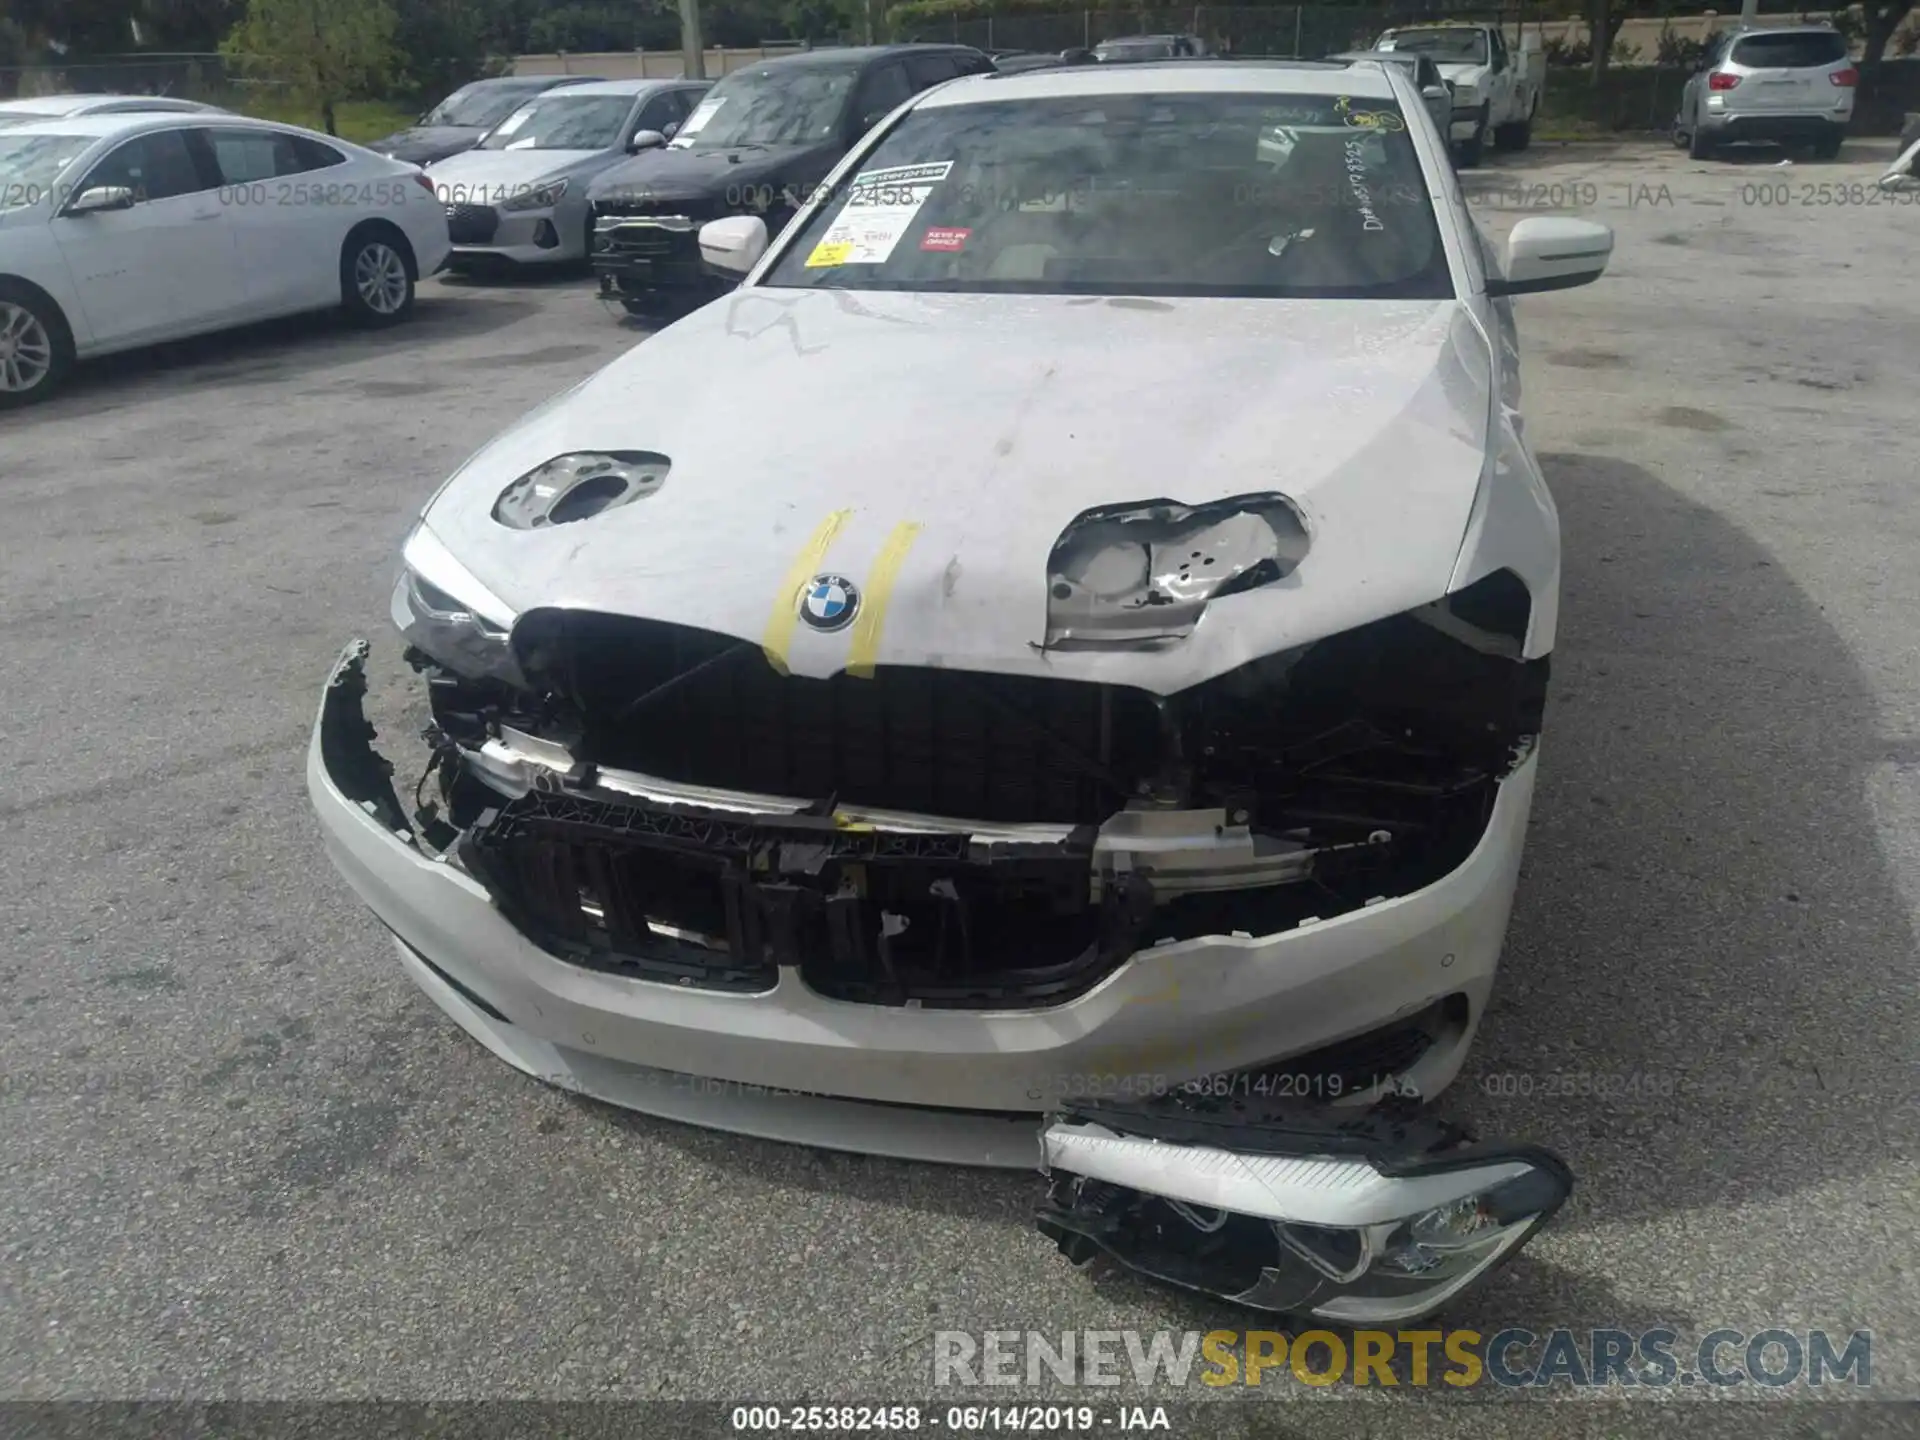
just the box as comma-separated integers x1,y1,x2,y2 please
222,0,400,135
1851,0,1916,81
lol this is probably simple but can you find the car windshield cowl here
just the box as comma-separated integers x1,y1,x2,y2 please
763,92,1452,302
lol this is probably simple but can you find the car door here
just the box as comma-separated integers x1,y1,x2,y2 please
1486,29,1512,118
205,125,355,316
631,89,687,145
47,125,244,347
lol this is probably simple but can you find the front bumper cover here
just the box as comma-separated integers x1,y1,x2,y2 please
311,640,1571,1321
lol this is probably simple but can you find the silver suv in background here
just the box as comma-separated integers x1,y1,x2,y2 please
1675,24,1855,159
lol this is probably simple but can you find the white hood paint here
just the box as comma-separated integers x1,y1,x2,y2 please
422,287,1495,694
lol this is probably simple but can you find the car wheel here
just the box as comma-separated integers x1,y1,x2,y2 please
1688,123,1716,161
1812,131,1843,160
0,281,74,410
1671,116,1690,149
340,226,416,327
1457,104,1489,168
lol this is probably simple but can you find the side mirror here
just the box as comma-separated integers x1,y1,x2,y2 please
627,128,666,153
1488,216,1613,297
63,185,137,215
698,213,769,277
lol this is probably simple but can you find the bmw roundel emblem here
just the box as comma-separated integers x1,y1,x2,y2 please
800,573,860,632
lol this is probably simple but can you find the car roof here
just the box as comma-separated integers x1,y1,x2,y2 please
1730,21,1842,34
523,77,685,97
951,58,1391,102
471,74,606,89
0,93,212,115
735,43,979,72
0,110,341,143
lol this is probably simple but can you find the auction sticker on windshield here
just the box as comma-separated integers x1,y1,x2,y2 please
670,96,725,147
804,161,952,267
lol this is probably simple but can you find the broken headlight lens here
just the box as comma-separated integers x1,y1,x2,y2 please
391,522,522,686
1044,494,1310,648
1038,1120,1571,1325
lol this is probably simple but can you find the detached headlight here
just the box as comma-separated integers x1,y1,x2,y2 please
1039,1118,1571,1325
501,177,569,211
391,522,522,685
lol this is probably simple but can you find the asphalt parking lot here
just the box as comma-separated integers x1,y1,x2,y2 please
2,137,1916,1435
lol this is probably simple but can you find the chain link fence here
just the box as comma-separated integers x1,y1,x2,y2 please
0,54,240,101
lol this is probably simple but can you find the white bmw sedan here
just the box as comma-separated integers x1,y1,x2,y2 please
311,59,1611,1323
0,112,450,407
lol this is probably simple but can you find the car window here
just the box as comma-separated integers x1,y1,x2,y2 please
1730,31,1848,67
671,65,859,148
1382,28,1489,64
476,94,635,151
423,85,544,129
767,92,1450,301
905,54,958,90
0,131,93,210
81,128,208,201
1489,29,1508,70
855,63,915,126
290,135,346,171
205,128,341,182
635,92,681,135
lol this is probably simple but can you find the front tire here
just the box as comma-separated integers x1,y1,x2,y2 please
0,281,75,410
1812,130,1843,160
1457,105,1489,168
1688,122,1717,161
340,226,416,327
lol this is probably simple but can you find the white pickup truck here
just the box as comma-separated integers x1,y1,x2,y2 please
1374,22,1546,166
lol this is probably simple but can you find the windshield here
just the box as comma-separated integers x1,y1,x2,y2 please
0,132,92,208
669,66,856,149
765,93,1449,300
476,94,632,151
1730,31,1848,67
1383,29,1488,64
424,85,547,130
1096,39,1177,60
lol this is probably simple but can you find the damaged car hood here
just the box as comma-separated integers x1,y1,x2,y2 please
420,287,1495,692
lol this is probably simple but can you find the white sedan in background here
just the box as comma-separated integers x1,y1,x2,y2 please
0,93,225,129
0,112,451,407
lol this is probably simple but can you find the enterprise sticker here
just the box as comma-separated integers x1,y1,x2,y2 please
804,160,953,266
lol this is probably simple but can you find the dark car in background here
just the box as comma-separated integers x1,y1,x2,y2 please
367,74,607,165
586,44,992,316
